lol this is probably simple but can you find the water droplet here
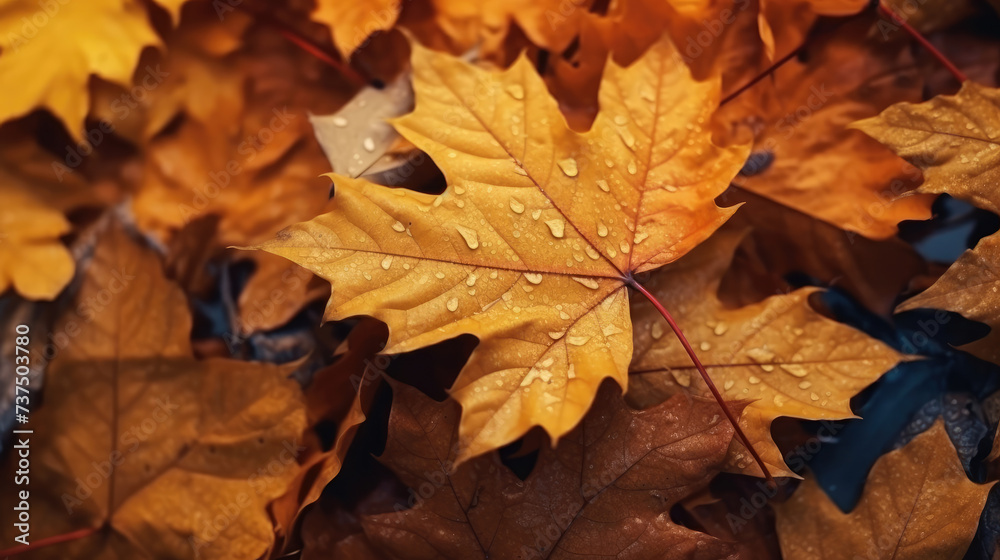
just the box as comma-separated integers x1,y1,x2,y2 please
713,322,728,336
779,363,809,378
558,158,579,177
602,324,623,336
545,219,565,238
663,185,678,192
597,222,609,237
531,209,542,220
596,179,610,192
572,276,600,289
748,375,761,384
618,126,636,149
513,164,528,176
746,347,775,364
455,225,479,249
633,231,649,244
627,161,637,174
381,256,393,270
723,379,735,390
446,298,459,312
651,323,664,340
585,246,600,259
363,137,375,152
524,273,543,285
798,381,812,390
619,241,630,254
548,330,565,340
332,116,348,127
392,220,406,232
567,336,590,346
435,272,446,279
700,341,712,351
509,197,525,214
466,273,477,287
674,371,691,387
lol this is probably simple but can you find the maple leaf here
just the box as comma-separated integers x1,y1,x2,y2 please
719,186,927,316
251,35,749,462
0,162,73,299
313,0,402,58
0,222,306,559
89,4,253,143
756,0,866,60
854,82,1000,363
237,252,329,334
775,421,995,560
0,0,186,140
627,229,903,476
717,19,936,238
361,381,744,560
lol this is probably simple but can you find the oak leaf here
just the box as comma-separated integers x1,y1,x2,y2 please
252,36,749,461
362,381,745,560
854,82,1000,363
0,222,306,559
627,229,903,476
775,421,995,560
0,0,183,140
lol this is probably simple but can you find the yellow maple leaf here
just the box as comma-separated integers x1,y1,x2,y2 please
0,130,96,300
313,0,402,58
0,183,72,300
251,36,749,462
0,222,306,560
0,0,189,140
854,82,1000,363
627,229,903,476
776,421,994,560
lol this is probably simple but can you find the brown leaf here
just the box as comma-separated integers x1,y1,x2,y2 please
361,381,745,559
717,19,935,238
776,421,994,560
0,222,306,559
857,82,1000,363
718,186,927,315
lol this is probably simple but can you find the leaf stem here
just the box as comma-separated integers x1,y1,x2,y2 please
877,2,967,83
627,277,774,483
0,526,100,557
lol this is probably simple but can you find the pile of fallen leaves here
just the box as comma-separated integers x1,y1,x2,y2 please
1,0,1000,558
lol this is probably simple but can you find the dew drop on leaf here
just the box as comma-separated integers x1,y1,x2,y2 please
545,219,565,238
558,158,579,177
455,225,480,249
